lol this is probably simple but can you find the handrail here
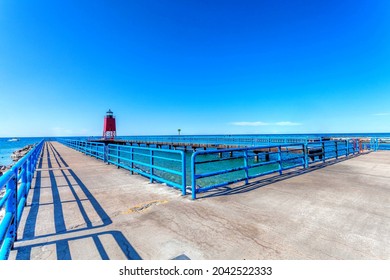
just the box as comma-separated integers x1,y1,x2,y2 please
191,143,306,200
190,140,362,199
107,144,187,195
58,139,106,161
120,135,315,146
58,137,374,200
0,140,44,260
58,139,187,195
377,137,390,150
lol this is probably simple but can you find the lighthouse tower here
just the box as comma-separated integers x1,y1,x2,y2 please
103,109,116,140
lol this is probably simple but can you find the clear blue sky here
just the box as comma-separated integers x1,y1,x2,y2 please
1,0,389,137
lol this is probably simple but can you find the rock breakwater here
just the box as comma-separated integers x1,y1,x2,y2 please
0,145,34,177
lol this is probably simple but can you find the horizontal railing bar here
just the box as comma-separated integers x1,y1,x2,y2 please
108,160,182,189
0,212,13,245
0,237,13,260
110,150,182,163
109,156,182,176
247,168,281,179
196,177,248,193
149,154,182,163
17,196,26,222
193,143,305,156
195,166,247,179
17,182,26,205
249,160,281,168
108,144,184,155
0,190,11,209
195,156,244,165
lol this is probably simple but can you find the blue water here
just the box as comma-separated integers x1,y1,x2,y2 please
0,137,43,166
3,133,389,168
86,132,390,150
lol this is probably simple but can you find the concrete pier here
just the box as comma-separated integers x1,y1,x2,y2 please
9,142,390,260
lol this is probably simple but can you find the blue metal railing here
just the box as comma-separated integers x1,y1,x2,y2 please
59,139,187,195
376,138,390,150
190,140,362,199
305,139,360,165
59,139,106,161
119,135,317,147
0,140,44,260
64,135,387,151
59,137,375,200
107,144,187,195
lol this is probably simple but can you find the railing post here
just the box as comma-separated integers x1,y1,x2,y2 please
117,145,120,168
181,151,187,196
130,147,134,174
9,169,18,246
103,145,106,162
303,143,308,168
278,146,283,175
346,140,349,157
27,156,32,185
322,142,326,163
191,152,197,200
0,175,16,259
107,145,110,165
22,161,28,206
150,149,154,183
243,150,249,184
335,141,338,159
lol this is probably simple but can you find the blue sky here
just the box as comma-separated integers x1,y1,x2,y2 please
1,0,389,137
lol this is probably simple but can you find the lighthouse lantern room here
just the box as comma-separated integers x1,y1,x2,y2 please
103,109,116,140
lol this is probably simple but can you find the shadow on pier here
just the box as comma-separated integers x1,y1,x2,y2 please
14,142,141,260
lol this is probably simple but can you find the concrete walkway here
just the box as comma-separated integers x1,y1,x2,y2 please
9,142,390,260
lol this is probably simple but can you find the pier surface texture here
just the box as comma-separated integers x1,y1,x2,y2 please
10,142,390,260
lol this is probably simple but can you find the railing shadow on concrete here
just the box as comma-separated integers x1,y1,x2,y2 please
13,142,141,260
196,154,362,200
14,230,141,260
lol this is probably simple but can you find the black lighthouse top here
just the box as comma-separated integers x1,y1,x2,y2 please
106,109,114,118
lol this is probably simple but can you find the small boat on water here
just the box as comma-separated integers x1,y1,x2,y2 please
7,138,20,142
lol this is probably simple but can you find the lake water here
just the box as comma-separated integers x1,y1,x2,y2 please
0,137,43,166
3,133,389,166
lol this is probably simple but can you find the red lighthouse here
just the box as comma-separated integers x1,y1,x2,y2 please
103,109,116,140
